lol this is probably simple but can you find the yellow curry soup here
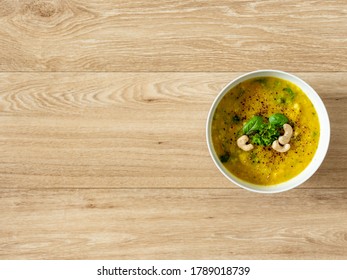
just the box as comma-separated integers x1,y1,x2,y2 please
211,77,320,185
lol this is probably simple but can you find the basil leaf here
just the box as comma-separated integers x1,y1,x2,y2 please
269,113,288,127
242,116,263,135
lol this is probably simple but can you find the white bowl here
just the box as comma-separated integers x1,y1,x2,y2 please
206,70,330,193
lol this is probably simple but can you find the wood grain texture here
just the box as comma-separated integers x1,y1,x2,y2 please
0,72,345,189
1,188,347,259
0,0,346,71
0,0,346,261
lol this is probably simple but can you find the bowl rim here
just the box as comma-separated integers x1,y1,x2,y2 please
206,69,330,193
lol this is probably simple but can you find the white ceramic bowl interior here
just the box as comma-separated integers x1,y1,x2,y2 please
206,70,330,193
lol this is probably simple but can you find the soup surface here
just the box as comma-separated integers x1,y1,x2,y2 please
211,76,319,185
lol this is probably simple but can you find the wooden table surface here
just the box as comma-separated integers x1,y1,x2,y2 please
0,0,346,259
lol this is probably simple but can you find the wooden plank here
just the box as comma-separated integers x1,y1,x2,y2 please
0,0,346,71
0,72,345,189
1,188,347,259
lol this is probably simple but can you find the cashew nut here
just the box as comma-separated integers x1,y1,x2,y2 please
272,140,290,153
237,135,254,151
279,124,293,145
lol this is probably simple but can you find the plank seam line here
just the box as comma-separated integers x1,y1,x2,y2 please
0,187,343,190
0,71,346,74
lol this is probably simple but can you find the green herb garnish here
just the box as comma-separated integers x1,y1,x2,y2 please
220,152,230,163
269,113,288,127
241,113,288,147
275,88,296,105
243,115,264,135
254,78,267,85
251,123,280,146
283,87,295,100
232,115,241,123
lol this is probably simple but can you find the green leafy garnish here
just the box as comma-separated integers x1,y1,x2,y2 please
269,113,288,127
241,113,289,147
254,78,267,85
232,115,241,123
251,123,280,146
276,97,287,104
220,152,230,163
243,116,264,135
275,88,296,105
283,87,295,100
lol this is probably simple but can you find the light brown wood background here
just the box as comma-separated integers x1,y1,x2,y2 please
0,0,346,259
